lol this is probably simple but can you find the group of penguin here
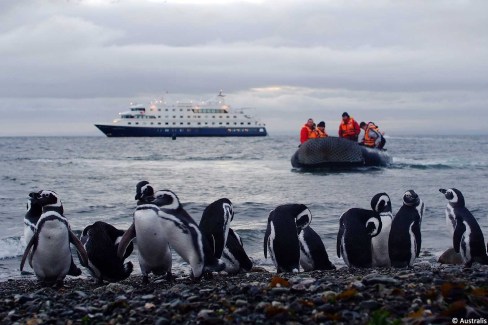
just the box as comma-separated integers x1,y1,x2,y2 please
20,184,488,286
20,181,253,285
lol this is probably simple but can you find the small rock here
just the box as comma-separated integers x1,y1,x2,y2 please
362,275,400,286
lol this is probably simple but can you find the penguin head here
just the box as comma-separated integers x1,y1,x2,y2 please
439,188,465,207
402,190,420,207
295,206,312,231
153,190,181,210
135,180,150,200
138,184,155,204
27,192,43,213
371,192,392,213
365,216,382,237
32,190,62,208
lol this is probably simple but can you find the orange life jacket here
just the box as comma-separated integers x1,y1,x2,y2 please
309,129,319,139
316,128,328,138
340,117,357,138
364,125,378,147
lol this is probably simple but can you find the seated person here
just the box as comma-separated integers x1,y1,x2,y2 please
358,121,367,145
300,118,314,144
315,121,328,138
363,122,386,149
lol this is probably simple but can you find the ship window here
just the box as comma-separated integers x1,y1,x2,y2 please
248,122,251,125
158,122,161,125
179,109,183,111
180,116,183,118
226,116,229,118
240,122,244,125
173,122,176,125
165,109,168,112
197,122,201,125
165,122,168,125
135,122,139,125
172,109,175,112
187,122,191,125
226,122,229,125
219,116,222,118
150,122,154,125
219,122,223,125
128,122,131,125
234,116,237,118
234,122,237,125
180,122,184,125
205,122,208,125
212,122,215,125
212,116,215,118
187,109,191,112
187,116,191,118
173,116,176,118
158,109,161,112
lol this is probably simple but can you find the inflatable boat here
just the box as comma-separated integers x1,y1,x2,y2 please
291,137,392,169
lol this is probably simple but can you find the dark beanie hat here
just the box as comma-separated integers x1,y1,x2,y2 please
342,112,349,118
317,121,325,127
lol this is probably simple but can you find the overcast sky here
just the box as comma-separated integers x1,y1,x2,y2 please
1,0,487,136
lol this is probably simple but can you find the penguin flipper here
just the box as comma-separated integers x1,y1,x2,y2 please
213,233,226,259
453,219,466,253
337,216,345,258
117,223,136,259
20,234,36,271
412,221,422,257
263,222,271,259
69,230,89,267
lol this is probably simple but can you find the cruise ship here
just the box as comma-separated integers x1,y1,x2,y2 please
95,92,267,137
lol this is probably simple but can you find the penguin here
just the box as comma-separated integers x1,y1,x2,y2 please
80,221,134,283
23,192,43,246
264,204,312,273
337,194,383,268
20,190,88,285
199,198,234,259
388,190,425,268
370,193,394,267
439,188,488,267
221,228,253,274
154,189,225,279
298,225,335,271
135,180,151,205
24,190,81,276
118,185,172,284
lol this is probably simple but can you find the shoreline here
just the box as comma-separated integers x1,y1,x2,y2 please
1,263,487,324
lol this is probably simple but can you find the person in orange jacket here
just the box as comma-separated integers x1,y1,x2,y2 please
300,118,315,144
338,112,360,141
315,121,328,138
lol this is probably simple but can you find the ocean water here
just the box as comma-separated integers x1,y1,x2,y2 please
1,135,487,281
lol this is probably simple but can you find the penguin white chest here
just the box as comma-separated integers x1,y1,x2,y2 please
32,222,71,277
372,215,392,267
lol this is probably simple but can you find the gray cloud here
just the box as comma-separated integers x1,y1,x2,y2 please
1,0,487,136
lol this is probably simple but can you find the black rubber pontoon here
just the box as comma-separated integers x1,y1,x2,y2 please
291,137,391,169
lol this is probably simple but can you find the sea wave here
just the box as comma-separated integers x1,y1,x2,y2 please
392,157,488,169
0,236,24,260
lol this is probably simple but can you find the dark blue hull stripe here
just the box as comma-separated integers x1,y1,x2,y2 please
95,125,268,137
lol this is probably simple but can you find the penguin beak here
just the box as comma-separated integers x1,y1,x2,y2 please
439,188,447,195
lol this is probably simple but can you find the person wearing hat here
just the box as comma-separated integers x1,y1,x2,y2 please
338,112,360,141
315,121,328,138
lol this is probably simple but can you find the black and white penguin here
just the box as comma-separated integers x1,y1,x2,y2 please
135,180,151,205
298,225,335,271
221,228,253,274
80,221,134,283
199,198,234,259
23,192,43,246
20,190,88,285
337,194,383,268
264,204,312,273
118,185,172,284
370,193,394,267
388,190,425,268
439,188,488,267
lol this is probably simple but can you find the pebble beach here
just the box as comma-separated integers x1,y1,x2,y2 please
1,262,487,324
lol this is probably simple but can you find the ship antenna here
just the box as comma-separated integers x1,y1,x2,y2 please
218,89,225,97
